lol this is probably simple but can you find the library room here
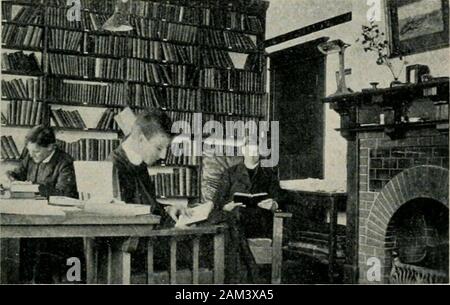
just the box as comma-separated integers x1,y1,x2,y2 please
0,0,449,285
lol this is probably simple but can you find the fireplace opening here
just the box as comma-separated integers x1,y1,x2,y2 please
386,198,449,283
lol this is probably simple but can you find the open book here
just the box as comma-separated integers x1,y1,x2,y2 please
233,192,269,208
176,204,211,227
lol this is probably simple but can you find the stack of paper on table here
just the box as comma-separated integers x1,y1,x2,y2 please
10,181,40,193
0,199,66,216
280,178,346,193
82,201,151,216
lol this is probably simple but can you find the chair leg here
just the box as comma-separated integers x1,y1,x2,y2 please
271,216,284,284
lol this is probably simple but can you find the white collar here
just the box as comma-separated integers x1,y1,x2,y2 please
122,139,143,166
244,160,259,170
42,149,56,164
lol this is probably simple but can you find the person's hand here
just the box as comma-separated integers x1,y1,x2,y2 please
164,204,192,222
6,171,16,182
165,205,180,221
223,201,245,212
258,199,278,211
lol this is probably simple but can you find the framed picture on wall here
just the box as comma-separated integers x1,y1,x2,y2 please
385,0,449,57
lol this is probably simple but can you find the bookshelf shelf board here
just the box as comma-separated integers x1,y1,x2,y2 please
156,164,200,169
52,127,119,133
47,74,125,84
1,45,43,52
2,98,44,102
156,196,198,200
201,87,266,95
47,101,128,109
127,81,197,90
1,124,39,128
2,20,44,28
1,70,44,77
201,111,264,118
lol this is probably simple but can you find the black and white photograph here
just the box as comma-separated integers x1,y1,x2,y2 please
0,0,448,290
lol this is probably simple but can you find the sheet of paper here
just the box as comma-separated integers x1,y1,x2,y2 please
176,204,210,227
114,107,136,136
10,181,39,193
74,161,116,201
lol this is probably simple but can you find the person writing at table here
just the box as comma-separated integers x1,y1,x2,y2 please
5,125,82,283
7,125,78,198
208,137,284,283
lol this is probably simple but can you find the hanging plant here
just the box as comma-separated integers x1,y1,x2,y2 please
356,21,408,82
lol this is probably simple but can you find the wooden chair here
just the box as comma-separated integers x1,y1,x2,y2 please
202,154,291,284
282,190,347,283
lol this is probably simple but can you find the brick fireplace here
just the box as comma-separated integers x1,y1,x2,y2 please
326,79,449,284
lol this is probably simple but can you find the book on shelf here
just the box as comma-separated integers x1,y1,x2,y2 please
57,138,121,161
47,79,127,106
87,34,128,57
201,48,234,69
50,108,87,129
9,6,43,24
1,135,21,160
2,24,43,48
200,68,264,92
96,108,120,131
126,59,198,86
198,29,257,52
5,100,43,126
150,167,198,198
1,51,41,73
1,1,12,21
49,29,83,51
203,91,265,116
48,54,124,80
1,78,42,100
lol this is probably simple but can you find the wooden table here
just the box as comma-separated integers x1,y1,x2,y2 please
283,189,347,283
0,212,160,284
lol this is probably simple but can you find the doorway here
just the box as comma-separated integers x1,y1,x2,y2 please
269,37,327,180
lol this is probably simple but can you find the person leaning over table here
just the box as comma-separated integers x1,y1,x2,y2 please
5,125,83,283
206,137,285,284
107,109,195,275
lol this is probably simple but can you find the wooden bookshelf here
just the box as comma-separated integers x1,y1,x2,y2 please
1,0,270,201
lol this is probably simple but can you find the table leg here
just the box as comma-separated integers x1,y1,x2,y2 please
83,237,98,284
107,237,139,284
213,232,225,284
328,197,338,284
0,238,20,284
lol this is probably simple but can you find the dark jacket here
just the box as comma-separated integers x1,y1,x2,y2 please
109,145,162,216
8,148,78,198
210,162,285,239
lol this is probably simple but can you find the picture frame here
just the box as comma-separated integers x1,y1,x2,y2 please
385,0,449,58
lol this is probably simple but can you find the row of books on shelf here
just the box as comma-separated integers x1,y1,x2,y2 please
202,91,266,116
48,54,124,80
150,168,199,198
200,68,264,92
56,138,120,161
202,113,261,137
50,108,87,129
4,3,43,24
47,79,127,106
1,51,41,73
164,145,201,166
198,28,256,52
2,100,44,126
13,0,264,33
125,59,197,86
49,29,84,51
1,136,22,160
2,78,42,100
2,24,43,48
131,85,200,110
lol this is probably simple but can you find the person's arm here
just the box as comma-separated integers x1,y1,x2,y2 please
39,161,78,198
258,168,284,211
6,156,29,182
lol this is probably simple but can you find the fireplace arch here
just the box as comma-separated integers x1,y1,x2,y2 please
360,165,449,283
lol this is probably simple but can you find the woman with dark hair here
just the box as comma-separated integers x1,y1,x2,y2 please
7,125,78,198
6,125,81,283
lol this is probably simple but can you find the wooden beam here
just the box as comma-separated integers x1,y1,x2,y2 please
264,12,352,48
